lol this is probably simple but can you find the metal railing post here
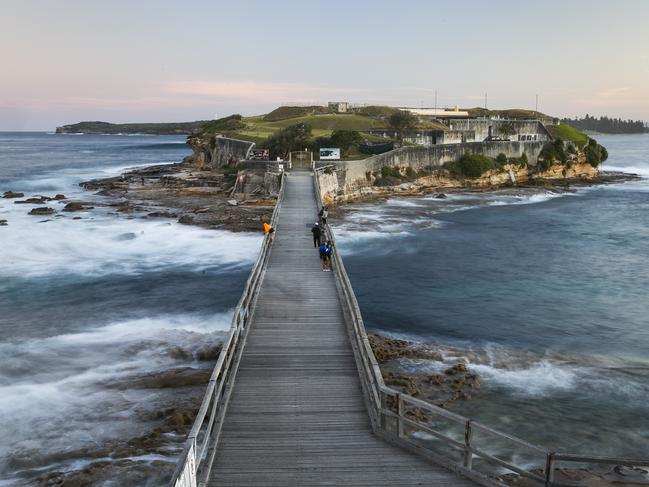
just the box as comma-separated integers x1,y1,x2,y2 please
397,393,405,438
545,452,555,486
463,419,473,469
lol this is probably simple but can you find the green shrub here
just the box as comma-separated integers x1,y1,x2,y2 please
518,153,528,166
374,176,402,187
584,137,608,167
600,145,608,162
539,138,567,165
496,153,508,164
536,158,552,172
405,166,417,179
381,166,402,178
445,154,496,178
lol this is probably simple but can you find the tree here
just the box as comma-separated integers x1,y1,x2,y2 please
388,110,418,141
498,122,516,139
265,123,312,159
329,130,362,153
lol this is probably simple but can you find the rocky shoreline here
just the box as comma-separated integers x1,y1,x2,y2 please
79,162,278,232
2,161,278,232
10,342,223,486
321,171,641,223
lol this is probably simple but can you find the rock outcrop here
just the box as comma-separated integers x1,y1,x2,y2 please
186,134,255,169
369,333,481,408
28,207,54,215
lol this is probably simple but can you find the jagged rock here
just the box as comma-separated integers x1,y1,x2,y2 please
3,191,23,198
147,211,178,218
444,363,468,375
62,202,91,212
29,207,54,215
433,193,448,199
0,220,7,226
105,367,211,390
15,197,49,204
178,214,194,225
195,344,222,361
227,199,239,206
53,194,66,200
428,373,446,385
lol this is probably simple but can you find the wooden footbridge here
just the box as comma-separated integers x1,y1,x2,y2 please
171,170,649,487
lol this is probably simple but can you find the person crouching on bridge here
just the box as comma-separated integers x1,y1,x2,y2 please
319,241,332,271
263,221,274,241
311,222,322,248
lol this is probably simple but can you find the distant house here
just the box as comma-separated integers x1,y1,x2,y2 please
328,101,349,113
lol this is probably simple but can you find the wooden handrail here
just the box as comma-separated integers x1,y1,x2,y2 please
170,174,285,487
312,169,649,487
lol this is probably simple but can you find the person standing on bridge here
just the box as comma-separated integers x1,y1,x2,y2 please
319,206,328,225
311,222,322,248
319,241,332,271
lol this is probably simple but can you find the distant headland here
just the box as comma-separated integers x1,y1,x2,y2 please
55,120,209,135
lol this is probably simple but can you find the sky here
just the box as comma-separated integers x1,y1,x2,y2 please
1,0,648,130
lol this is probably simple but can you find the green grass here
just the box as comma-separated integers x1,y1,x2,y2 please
234,113,389,140
351,105,401,118
465,107,550,119
263,105,333,121
547,123,589,148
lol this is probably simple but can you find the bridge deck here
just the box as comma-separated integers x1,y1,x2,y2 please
208,173,475,486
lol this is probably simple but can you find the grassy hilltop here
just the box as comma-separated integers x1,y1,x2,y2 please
198,105,446,145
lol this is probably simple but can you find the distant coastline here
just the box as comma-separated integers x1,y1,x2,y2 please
55,120,207,135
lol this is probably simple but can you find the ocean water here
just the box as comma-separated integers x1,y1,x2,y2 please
0,133,261,485
336,134,649,460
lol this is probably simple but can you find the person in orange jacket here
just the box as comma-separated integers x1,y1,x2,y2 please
263,222,274,239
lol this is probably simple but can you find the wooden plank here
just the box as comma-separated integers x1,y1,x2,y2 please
207,173,477,487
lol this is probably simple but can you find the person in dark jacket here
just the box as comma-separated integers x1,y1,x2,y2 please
318,206,328,225
319,241,333,271
311,222,322,248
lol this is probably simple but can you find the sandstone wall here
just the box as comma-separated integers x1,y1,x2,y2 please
328,141,545,195
188,135,255,168
315,141,597,205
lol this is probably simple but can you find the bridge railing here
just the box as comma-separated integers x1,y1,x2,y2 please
170,174,285,487
313,167,649,487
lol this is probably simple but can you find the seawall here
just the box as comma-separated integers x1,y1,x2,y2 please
316,141,546,200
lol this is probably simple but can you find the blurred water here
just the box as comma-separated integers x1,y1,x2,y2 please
337,133,649,457
0,133,260,484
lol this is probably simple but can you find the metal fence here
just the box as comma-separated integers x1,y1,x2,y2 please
313,166,649,487
169,173,285,487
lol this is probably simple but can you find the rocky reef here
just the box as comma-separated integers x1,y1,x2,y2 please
79,161,279,232
368,333,481,408
13,343,224,486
